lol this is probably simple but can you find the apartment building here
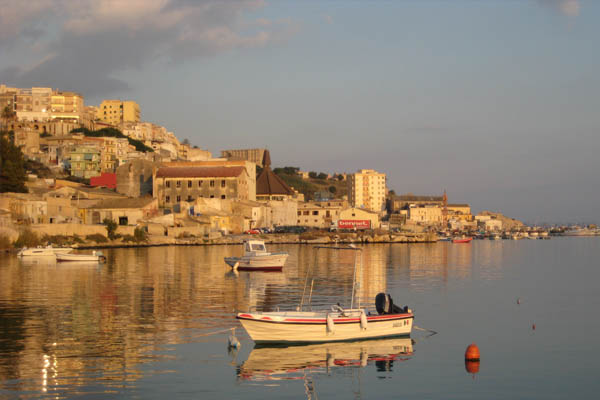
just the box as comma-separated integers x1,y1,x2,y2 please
347,169,387,213
96,100,140,125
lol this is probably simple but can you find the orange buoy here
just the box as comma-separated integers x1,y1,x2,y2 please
532,323,536,330
465,343,480,361
465,360,480,374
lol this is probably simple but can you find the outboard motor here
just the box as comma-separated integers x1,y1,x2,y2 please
375,293,406,315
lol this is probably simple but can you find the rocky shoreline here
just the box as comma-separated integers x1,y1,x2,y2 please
71,231,438,250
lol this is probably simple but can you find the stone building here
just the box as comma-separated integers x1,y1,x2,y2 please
407,205,443,225
69,145,101,178
221,148,266,167
153,166,251,208
96,100,140,125
80,197,158,225
296,200,346,229
116,159,156,198
388,194,444,213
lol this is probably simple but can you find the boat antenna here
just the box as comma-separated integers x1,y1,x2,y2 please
300,249,319,310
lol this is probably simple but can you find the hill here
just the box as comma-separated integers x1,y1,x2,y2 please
272,168,347,201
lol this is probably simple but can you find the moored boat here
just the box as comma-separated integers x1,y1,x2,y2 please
452,237,473,243
56,251,106,263
236,246,414,344
18,245,73,257
224,239,288,271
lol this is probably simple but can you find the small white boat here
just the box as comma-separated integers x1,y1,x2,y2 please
18,245,73,257
224,240,288,271
56,251,106,263
237,246,414,344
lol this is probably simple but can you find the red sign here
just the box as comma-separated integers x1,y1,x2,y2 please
338,220,371,229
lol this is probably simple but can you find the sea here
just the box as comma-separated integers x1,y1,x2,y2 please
1,237,599,399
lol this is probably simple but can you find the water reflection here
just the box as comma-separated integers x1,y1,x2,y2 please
237,337,414,382
0,241,510,397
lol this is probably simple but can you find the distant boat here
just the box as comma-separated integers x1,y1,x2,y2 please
18,245,73,257
438,236,452,242
452,237,473,243
563,227,596,237
56,251,105,263
224,239,288,271
490,234,501,240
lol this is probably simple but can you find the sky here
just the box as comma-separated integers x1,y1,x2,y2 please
1,0,599,224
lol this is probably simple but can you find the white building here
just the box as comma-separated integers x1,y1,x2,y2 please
347,169,387,214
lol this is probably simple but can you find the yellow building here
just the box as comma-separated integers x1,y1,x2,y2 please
347,169,387,214
50,91,84,122
408,205,443,225
296,200,346,228
97,100,141,125
447,204,472,221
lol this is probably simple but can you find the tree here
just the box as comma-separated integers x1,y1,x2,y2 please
1,105,16,131
182,138,190,145
317,172,328,180
328,185,337,194
103,218,118,240
308,171,317,179
133,226,148,242
0,132,28,193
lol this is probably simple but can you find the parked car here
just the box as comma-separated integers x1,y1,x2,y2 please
244,229,261,234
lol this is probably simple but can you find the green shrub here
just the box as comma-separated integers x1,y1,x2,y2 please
14,229,41,248
133,227,148,242
103,218,118,240
85,234,108,243
121,234,136,243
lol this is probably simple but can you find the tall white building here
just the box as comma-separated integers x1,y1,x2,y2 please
348,169,387,213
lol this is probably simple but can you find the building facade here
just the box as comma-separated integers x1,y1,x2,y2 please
96,100,141,125
69,145,101,178
348,169,387,213
153,166,251,208
221,148,267,167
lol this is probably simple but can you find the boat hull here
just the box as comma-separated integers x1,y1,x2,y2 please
56,254,104,262
18,247,73,257
237,311,413,343
452,238,472,243
224,253,288,271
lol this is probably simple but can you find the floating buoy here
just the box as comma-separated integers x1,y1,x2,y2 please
465,360,480,375
465,343,480,361
517,298,520,305
532,323,536,330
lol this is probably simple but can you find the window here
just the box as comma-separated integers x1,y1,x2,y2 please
210,195,214,198
312,211,318,215
176,180,181,188
297,211,301,216
187,195,193,201
198,180,202,187
221,180,226,187
303,211,309,215
165,195,170,203
176,195,181,202
188,180,192,188
210,180,215,187
221,195,226,199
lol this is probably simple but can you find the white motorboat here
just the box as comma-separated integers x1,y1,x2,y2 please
56,251,106,263
224,240,288,271
238,337,413,381
18,245,73,257
236,246,414,344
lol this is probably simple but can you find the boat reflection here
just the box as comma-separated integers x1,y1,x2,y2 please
237,337,414,381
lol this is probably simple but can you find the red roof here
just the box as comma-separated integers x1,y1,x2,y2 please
155,166,246,178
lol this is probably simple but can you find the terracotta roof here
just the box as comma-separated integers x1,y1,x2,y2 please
256,167,294,196
156,166,246,178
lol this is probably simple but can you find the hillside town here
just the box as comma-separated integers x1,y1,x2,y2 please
0,83,529,248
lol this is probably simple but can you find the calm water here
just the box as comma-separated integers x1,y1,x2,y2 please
1,238,599,399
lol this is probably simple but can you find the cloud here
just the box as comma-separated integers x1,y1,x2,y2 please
537,0,580,17
0,0,297,96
